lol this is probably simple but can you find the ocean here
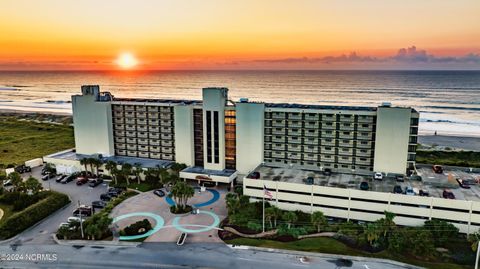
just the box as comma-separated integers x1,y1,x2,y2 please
0,70,479,137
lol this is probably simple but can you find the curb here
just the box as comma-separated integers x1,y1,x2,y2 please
52,234,140,247
0,193,73,245
227,245,423,269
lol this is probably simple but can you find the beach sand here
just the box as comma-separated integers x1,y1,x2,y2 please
419,135,480,152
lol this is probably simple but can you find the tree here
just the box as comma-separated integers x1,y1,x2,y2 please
424,219,459,247
266,205,282,228
170,181,195,210
133,163,143,185
90,158,103,176
80,158,89,174
376,211,396,238
121,163,133,185
469,232,480,252
170,163,187,176
311,211,327,233
43,163,56,174
226,193,241,215
87,157,97,175
8,172,23,192
24,176,43,194
365,223,381,247
105,161,117,183
282,211,297,229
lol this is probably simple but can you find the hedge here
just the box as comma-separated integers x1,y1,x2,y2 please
0,191,70,239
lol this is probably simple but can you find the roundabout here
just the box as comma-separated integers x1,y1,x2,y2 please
112,212,165,240
165,188,220,208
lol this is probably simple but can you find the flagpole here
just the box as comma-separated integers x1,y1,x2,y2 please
262,195,265,233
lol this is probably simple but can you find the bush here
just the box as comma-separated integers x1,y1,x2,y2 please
0,191,50,211
121,219,152,236
0,191,70,239
170,205,192,214
424,219,459,247
247,221,262,232
277,224,308,238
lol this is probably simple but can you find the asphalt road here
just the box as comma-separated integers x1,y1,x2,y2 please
0,243,417,269
8,166,109,245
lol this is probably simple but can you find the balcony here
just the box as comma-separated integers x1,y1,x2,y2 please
304,130,319,137
137,126,148,132
287,113,302,120
161,127,173,133
127,151,138,157
126,144,137,151
287,129,302,136
339,115,354,122
136,113,147,119
338,140,353,147
287,153,301,160
124,105,135,111
287,120,302,128
149,126,160,133
321,123,336,130
150,153,161,159
272,128,286,135
160,120,173,127
287,145,302,152
160,114,173,120
303,154,318,161
338,157,353,164
357,124,373,131
304,114,319,121
272,144,285,151
357,141,373,148
149,139,160,146
126,138,137,144
115,137,126,143
321,131,335,138
113,111,124,118
339,123,355,131
161,134,173,140
339,132,354,139
115,131,126,137
137,133,148,139
356,149,372,157
113,105,124,112
321,114,336,122
160,107,172,113
320,147,335,155
149,133,160,139
303,138,318,145
138,152,149,158
162,154,174,160
113,117,125,123
357,116,375,123
338,149,353,156
321,139,336,146
162,147,174,154
272,152,285,158
135,106,147,112
355,158,372,166
138,139,149,145
125,126,136,131
126,132,136,138
320,156,334,162
287,137,302,144
114,124,125,130
303,146,318,153
147,106,159,112
115,143,126,149
161,141,174,147
115,149,126,156
357,132,373,140
149,146,160,153
272,112,286,119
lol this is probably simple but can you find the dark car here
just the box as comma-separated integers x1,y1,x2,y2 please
41,173,56,181
393,185,403,194
76,177,88,186
56,174,67,183
443,189,455,199
323,168,332,176
61,174,76,184
456,178,471,189
395,175,405,182
419,189,430,196
247,172,260,179
72,206,92,217
153,189,165,197
15,165,31,174
303,176,314,185
433,165,443,174
92,200,106,209
410,175,422,181
107,187,124,197
88,178,104,188
100,193,112,201
359,181,369,190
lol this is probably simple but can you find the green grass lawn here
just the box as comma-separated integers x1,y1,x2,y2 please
0,117,74,166
417,150,480,167
0,203,14,224
226,238,471,269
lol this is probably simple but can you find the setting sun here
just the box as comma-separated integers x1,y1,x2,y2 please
116,53,138,69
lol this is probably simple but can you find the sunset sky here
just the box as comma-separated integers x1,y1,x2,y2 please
1,0,479,70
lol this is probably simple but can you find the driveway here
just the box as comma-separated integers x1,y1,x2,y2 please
110,184,227,243
1,166,109,245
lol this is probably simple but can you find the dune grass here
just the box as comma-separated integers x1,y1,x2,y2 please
416,150,480,167
0,116,74,166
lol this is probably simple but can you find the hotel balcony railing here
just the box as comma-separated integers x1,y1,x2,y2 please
136,106,147,111
320,156,334,162
149,127,160,133
272,129,286,135
162,148,174,154
126,138,137,143
288,154,302,160
272,120,286,127
272,137,286,143
272,113,286,119
357,126,373,132
161,141,174,147
149,147,160,153
150,153,161,159
147,106,159,112
137,118,148,123
303,147,319,153
339,133,354,139
160,121,173,127
125,118,136,124
138,139,149,145
357,133,373,140
338,141,354,147
126,144,137,150
287,146,302,152
113,111,124,117
124,105,135,111
136,113,147,119
149,140,160,146
320,149,336,155
272,152,285,158
137,133,148,139
338,158,353,164
148,112,159,118
264,136,272,143
126,132,136,138
287,114,302,120
115,137,126,143
125,127,136,131
116,150,126,156
127,151,138,157
148,120,159,126
304,115,319,121
113,106,124,111
161,134,173,140
138,145,149,151
114,124,125,130
138,152,149,158
321,140,336,146
339,125,355,131
339,116,354,122
160,114,173,120
113,117,125,123
338,150,354,156
160,107,172,112
305,131,319,137
161,127,173,133
115,143,126,149
162,154,174,160
357,116,375,123
355,159,372,165
149,133,160,139
287,130,302,136
321,132,335,138
356,152,372,158
303,139,318,145
304,122,320,128
287,138,302,144
321,124,336,130
272,145,285,151
357,142,373,148
137,126,148,132
303,155,318,162
115,131,125,137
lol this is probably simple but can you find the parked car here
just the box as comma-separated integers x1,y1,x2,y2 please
395,175,405,182
373,172,383,180
442,189,455,199
3,180,12,187
303,176,314,185
323,168,332,176
405,186,415,196
67,216,84,223
107,187,124,197
56,174,67,183
419,189,430,196
100,193,112,201
61,174,76,184
410,175,422,181
456,178,471,189
92,200,106,209
58,222,71,229
153,189,165,197
88,178,104,188
433,165,443,174
247,172,260,179
359,181,369,191
72,207,92,217
76,177,88,186
41,172,56,181
393,185,403,194
15,165,31,174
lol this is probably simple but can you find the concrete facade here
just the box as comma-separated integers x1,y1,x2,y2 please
173,106,195,166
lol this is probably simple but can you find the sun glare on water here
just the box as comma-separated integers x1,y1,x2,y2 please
116,53,138,69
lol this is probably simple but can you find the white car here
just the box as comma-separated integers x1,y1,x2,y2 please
58,222,70,229
373,172,383,180
67,216,84,223
405,186,415,196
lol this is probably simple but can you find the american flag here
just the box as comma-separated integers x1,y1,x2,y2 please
263,185,273,199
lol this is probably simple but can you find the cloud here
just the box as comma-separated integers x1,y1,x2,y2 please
252,52,379,64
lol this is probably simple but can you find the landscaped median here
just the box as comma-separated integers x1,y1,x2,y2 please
220,191,475,269
0,191,70,240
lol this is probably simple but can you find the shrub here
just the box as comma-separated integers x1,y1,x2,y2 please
121,219,152,236
0,191,70,239
0,191,50,211
424,219,459,247
246,221,262,232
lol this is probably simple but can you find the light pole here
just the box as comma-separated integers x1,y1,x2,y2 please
476,241,480,269
78,200,84,239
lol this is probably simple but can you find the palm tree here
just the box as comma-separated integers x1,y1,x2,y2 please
469,232,480,252
90,158,103,177
25,176,43,194
80,158,89,174
226,193,241,215
264,207,276,228
170,162,187,176
133,163,143,184
171,181,195,210
268,205,282,227
87,157,97,175
104,161,117,177
8,172,23,192
282,211,297,229
365,223,381,247
121,163,133,185
311,211,327,233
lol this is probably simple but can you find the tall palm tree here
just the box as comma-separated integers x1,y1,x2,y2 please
170,162,187,176
134,163,143,184
91,158,103,177
282,211,297,229
80,158,89,174
311,211,327,233
87,157,97,175
105,160,117,184
365,223,381,247
121,163,133,185
268,205,282,227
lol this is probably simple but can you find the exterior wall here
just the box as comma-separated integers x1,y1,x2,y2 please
244,178,480,234
374,107,412,174
43,156,83,174
202,88,228,170
174,106,195,166
179,171,238,184
72,86,114,156
236,102,265,174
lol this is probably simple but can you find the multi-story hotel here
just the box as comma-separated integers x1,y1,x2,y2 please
44,85,480,234
66,85,418,180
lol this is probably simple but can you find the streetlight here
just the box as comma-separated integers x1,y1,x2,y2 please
78,200,84,239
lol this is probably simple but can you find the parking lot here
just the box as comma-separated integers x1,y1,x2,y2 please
253,164,480,201
10,165,109,245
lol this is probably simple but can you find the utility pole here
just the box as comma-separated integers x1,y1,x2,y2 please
262,195,265,233
78,200,84,239
475,240,480,269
